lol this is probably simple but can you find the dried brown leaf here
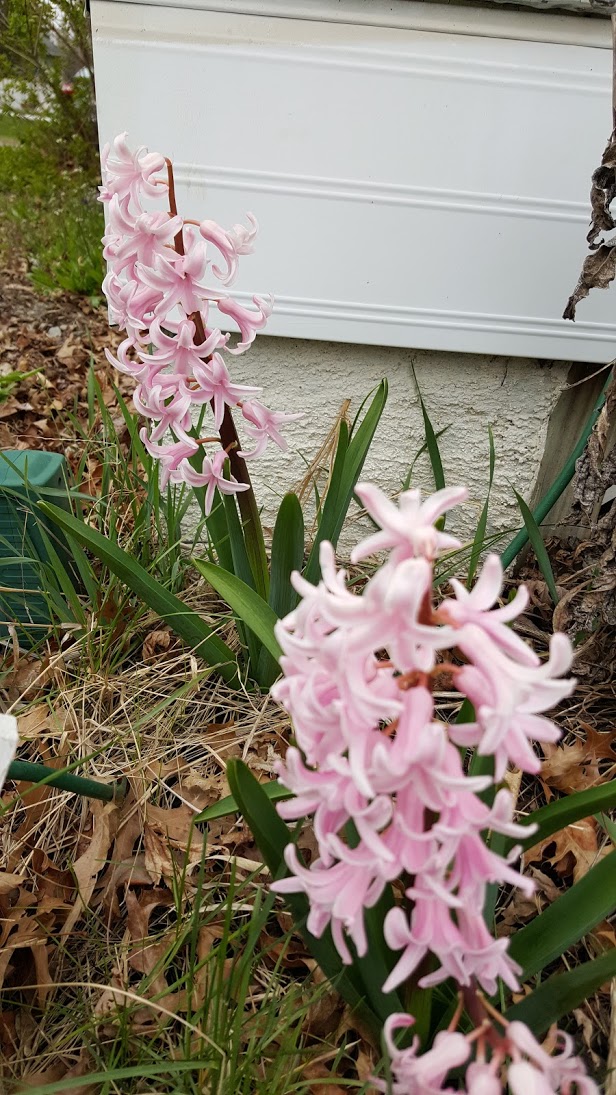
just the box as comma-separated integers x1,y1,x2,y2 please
142,629,171,662
525,817,607,883
0,873,26,894
542,727,616,793
564,243,616,322
63,801,116,934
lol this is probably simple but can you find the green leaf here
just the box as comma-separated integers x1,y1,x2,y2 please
506,779,616,855
222,490,257,592
418,391,446,492
195,779,292,823
257,493,304,687
194,560,282,663
227,759,404,1030
225,760,374,1025
508,849,616,979
204,490,234,574
39,501,239,686
268,493,304,619
467,426,495,586
513,489,558,605
304,381,387,585
402,425,451,492
505,948,616,1035
221,489,262,672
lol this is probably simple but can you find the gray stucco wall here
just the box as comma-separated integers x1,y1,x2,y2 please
222,335,570,551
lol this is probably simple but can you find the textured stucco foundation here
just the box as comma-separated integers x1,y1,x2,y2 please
199,336,569,553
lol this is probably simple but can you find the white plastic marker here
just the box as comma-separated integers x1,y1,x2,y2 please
0,715,18,790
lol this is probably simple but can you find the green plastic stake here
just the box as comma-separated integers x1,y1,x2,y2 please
7,760,127,803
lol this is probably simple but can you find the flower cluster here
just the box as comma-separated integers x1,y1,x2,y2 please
376,1012,598,1094
99,133,300,509
269,483,592,1092
271,484,574,994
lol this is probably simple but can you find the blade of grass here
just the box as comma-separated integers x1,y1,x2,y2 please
467,426,495,585
39,502,239,685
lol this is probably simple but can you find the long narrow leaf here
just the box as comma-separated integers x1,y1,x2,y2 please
225,759,376,1027
195,779,291,823
39,502,239,685
226,758,404,1030
505,948,616,1035
257,493,304,687
194,560,281,663
204,490,234,573
508,849,616,978
268,494,304,619
419,396,446,492
513,489,558,604
467,427,495,585
402,425,450,492
304,382,387,585
506,779,616,855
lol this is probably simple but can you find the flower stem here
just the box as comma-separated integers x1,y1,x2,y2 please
165,157,269,599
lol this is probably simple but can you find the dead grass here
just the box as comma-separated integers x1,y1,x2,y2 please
0,605,377,1093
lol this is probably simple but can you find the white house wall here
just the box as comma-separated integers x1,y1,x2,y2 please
92,1,615,361
91,0,609,539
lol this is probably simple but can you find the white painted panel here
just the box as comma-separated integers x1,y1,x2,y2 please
91,1,616,361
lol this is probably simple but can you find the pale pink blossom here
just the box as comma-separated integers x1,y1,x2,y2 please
99,132,166,206
438,553,538,666
216,293,273,354
373,1015,470,1095
454,627,574,778
133,382,192,439
238,399,304,459
507,1023,599,1095
272,842,385,964
180,447,250,512
137,244,213,318
139,317,227,381
101,136,296,504
140,428,199,486
191,354,261,428
228,212,258,255
465,1062,502,1095
350,483,468,564
199,217,258,285
102,270,162,333
103,195,182,275
104,336,148,379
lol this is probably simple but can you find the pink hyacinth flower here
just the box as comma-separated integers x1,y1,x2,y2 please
103,194,182,275
455,626,574,778
507,1022,599,1095
351,483,468,563
373,1015,470,1095
191,354,261,429
465,1062,503,1095
439,552,539,667
100,132,166,206
199,217,258,285
137,242,214,319
238,400,305,459
180,447,250,514
140,426,199,485
217,293,273,354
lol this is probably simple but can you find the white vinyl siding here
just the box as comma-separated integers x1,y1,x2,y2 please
92,0,615,362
